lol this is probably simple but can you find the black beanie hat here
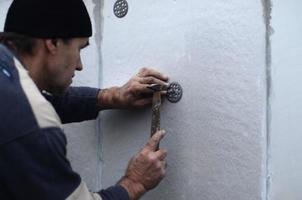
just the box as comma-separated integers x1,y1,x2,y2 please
4,0,92,38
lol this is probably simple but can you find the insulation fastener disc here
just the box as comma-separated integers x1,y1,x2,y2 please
167,82,183,103
114,0,128,18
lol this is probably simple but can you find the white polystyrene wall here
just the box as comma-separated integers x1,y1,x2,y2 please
270,0,302,199
0,0,11,29
100,0,267,199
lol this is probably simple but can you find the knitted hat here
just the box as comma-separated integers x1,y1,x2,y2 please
4,0,92,38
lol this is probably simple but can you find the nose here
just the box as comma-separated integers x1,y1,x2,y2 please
76,58,83,71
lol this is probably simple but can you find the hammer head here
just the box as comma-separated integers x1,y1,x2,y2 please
148,82,183,103
147,84,168,92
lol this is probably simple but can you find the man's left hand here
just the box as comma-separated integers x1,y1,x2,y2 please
97,68,169,110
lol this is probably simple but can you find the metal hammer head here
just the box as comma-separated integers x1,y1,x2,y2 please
147,84,168,92
148,82,183,103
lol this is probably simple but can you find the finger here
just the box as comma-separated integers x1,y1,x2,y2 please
138,68,169,82
161,160,167,170
132,84,154,95
154,149,167,161
134,84,166,96
160,160,167,177
160,91,167,95
145,130,166,151
132,97,153,108
139,76,168,86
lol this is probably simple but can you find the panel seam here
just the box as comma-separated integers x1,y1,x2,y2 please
262,0,273,200
93,0,105,190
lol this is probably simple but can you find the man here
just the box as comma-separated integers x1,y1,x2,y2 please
0,0,169,199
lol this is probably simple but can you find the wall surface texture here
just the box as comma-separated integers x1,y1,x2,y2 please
100,0,267,200
270,0,302,199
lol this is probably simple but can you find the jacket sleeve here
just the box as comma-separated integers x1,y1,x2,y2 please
0,127,130,200
43,87,101,124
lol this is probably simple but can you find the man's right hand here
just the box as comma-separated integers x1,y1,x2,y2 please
118,130,167,200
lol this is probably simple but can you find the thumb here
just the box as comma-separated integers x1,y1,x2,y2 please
145,130,166,151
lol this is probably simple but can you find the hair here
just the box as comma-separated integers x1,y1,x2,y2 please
0,32,37,56
0,32,72,56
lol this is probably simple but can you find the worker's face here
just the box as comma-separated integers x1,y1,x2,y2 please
44,37,89,94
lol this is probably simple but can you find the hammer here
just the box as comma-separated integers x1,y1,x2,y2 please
147,82,183,150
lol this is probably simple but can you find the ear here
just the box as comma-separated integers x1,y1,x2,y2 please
44,39,59,55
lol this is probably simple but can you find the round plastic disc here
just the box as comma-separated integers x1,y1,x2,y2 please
114,0,128,18
166,82,183,103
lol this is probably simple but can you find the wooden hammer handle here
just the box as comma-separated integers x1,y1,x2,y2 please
151,92,161,150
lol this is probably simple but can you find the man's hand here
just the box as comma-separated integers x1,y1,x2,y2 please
118,130,167,200
98,68,169,110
